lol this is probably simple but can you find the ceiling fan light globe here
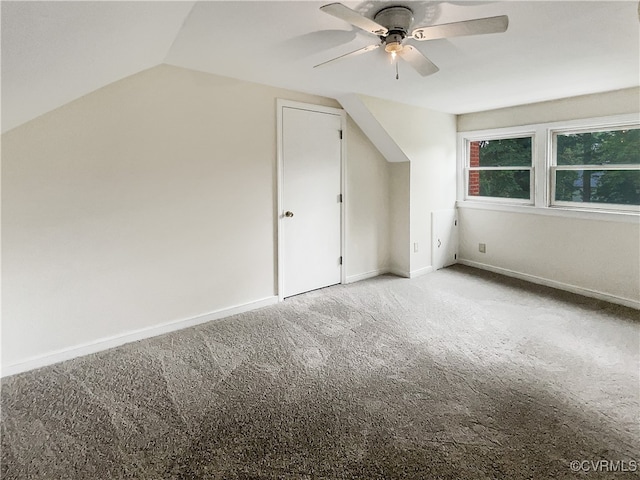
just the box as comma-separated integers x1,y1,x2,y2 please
385,41,403,53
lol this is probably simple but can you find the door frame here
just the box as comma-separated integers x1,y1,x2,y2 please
276,99,347,301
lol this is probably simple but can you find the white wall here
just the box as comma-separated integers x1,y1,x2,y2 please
359,95,458,277
457,88,640,307
458,208,640,305
388,162,410,276
458,87,639,131
1,64,391,372
345,117,391,281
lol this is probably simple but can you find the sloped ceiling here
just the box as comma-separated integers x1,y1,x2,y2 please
2,1,639,133
1,1,196,133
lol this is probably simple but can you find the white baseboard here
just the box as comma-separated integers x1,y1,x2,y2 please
1,296,279,378
385,266,435,279
345,269,389,284
458,259,640,310
409,266,434,279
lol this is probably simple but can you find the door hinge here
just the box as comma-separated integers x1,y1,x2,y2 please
339,130,343,140
454,219,457,226
338,193,343,203
339,256,343,265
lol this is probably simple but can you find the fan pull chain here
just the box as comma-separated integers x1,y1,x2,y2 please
396,58,399,80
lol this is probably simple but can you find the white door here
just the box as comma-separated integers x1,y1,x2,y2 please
280,105,343,298
431,209,458,270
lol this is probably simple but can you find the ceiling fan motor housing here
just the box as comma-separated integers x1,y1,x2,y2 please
374,6,414,52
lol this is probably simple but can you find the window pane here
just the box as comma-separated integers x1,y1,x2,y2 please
556,128,640,166
555,169,640,205
469,170,530,199
470,137,532,167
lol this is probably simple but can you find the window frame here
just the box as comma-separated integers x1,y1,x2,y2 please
457,114,640,219
463,131,536,206
549,124,640,212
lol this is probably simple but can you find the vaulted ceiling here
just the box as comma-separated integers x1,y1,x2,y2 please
2,1,639,133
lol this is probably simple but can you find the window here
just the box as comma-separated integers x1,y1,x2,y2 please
466,136,533,203
551,127,640,210
458,114,640,217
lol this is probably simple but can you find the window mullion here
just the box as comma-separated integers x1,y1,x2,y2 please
535,126,548,208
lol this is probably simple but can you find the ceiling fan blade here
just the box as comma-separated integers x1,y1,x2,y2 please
411,15,508,41
398,45,439,77
320,3,388,36
313,44,380,69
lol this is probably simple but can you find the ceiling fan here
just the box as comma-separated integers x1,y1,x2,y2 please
315,2,509,77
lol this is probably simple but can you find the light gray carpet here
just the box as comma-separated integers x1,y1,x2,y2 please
2,265,639,479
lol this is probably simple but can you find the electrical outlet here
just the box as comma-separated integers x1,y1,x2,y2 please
479,243,486,253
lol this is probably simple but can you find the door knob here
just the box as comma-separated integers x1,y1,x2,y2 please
285,211,294,217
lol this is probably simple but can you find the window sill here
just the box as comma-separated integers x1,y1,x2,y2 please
456,200,640,224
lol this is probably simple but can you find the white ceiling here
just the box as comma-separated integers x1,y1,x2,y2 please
2,1,639,133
